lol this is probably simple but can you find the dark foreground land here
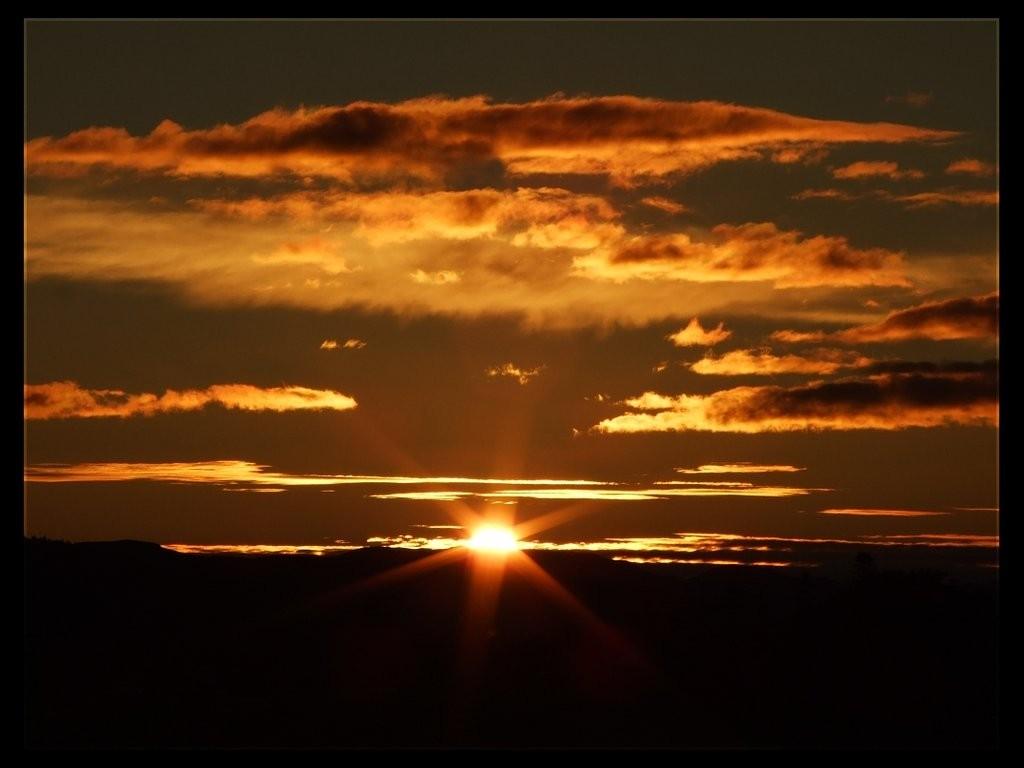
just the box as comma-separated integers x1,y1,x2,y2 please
25,539,998,749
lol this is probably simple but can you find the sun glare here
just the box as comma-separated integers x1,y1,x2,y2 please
466,525,519,554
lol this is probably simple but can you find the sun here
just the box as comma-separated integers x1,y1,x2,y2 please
465,525,519,554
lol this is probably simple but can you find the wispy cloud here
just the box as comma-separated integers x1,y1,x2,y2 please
640,196,689,214
320,338,366,350
24,381,358,420
675,463,805,474
197,187,622,249
793,187,998,208
895,189,999,208
578,222,909,288
832,160,924,180
372,483,824,501
24,460,609,488
486,363,543,384
818,508,949,517
690,348,870,376
163,543,360,555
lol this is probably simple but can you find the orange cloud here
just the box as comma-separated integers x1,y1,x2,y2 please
792,187,862,201
792,186,998,208
24,460,608,488
895,189,999,208
24,381,358,420
485,363,543,384
25,95,957,185
946,158,996,176
772,293,998,344
834,293,998,343
768,329,828,343
594,367,997,433
668,317,732,347
770,146,828,164
579,222,909,288
371,484,823,502
163,544,359,555
831,159,929,181
194,187,622,249
674,463,805,474
690,348,871,376
833,160,924,180
640,196,689,214
321,338,365,350
818,508,949,517
410,269,461,285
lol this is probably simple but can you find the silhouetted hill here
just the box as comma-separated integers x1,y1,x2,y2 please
24,539,998,749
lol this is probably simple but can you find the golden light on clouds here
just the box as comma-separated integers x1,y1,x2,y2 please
24,381,358,420
25,96,958,184
675,463,805,474
23,460,610,488
596,367,997,433
485,363,543,385
689,348,871,376
667,317,732,347
818,508,950,517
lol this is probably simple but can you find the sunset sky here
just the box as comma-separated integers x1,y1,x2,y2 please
24,20,998,565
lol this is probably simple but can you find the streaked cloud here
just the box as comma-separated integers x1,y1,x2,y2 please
675,463,805,474
690,348,871,375
24,460,608,488
613,557,795,567
578,222,909,288
348,531,997,565
668,317,732,347
832,160,924,180
196,187,622,249
26,96,956,185
792,187,998,208
368,491,472,502
818,508,949,517
319,339,339,350
24,381,358,420
792,187,862,202
163,543,359,555
594,367,998,433
486,363,543,384
895,189,999,208
371,484,824,501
